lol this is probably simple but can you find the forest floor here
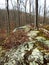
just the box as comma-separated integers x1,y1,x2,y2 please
0,24,49,65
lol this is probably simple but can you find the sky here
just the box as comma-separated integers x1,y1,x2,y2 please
0,0,49,6
0,0,49,16
0,0,49,9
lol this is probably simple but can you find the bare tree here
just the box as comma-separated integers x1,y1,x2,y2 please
10,0,17,28
6,0,10,35
31,0,35,23
38,6,41,16
20,0,28,24
38,6,41,24
25,0,28,24
35,0,38,29
43,0,46,24
29,0,31,23
17,0,20,27
0,10,2,29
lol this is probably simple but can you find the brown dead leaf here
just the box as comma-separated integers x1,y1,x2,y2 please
2,29,29,49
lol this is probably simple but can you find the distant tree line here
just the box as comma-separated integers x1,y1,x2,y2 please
0,0,49,34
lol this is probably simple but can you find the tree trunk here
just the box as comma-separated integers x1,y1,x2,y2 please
43,0,46,24
6,0,10,35
17,0,20,27
34,0,38,29
25,0,28,24
29,0,31,23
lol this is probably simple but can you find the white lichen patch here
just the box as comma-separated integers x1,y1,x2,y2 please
0,25,49,65
27,31,39,38
30,61,38,65
0,40,49,65
4,42,34,65
47,63,49,65
36,36,46,42
44,53,49,61
32,48,43,64
44,40,49,47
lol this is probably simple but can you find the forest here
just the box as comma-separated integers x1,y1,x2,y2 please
0,0,49,65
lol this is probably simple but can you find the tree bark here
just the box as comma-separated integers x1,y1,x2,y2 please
29,0,31,23
43,0,46,24
6,0,10,35
17,0,20,27
34,0,38,29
